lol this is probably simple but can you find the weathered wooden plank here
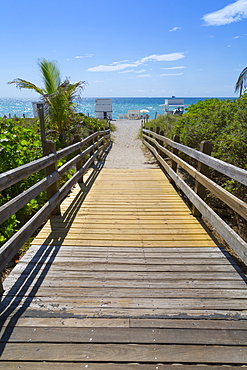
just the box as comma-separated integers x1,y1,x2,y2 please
2,307,246,320
12,261,240,273
1,343,247,363
35,232,215,241
41,227,208,235
26,244,224,253
31,239,217,247
4,287,246,299
16,256,229,264
130,318,247,329
0,364,243,370
1,317,130,327
4,277,246,290
7,270,243,281
2,317,247,330
1,327,247,345
2,296,247,310
16,252,228,260
43,222,204,229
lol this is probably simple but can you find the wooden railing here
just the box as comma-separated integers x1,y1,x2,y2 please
0,129,111,288
142,127,247,264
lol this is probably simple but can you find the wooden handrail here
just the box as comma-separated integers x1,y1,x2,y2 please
142,128,247,264
0,129,111,276
0,130,110,192
143,129,247,186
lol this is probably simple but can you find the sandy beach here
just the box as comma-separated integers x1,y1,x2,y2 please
104,119,158,169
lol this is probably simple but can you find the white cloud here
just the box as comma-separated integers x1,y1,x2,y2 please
203,0,247,26
169,27,181,32
76,54,94,59
119,69,147,74
88,52,185,72
161,66,186,70
112,60,130,64
140,53,185,63
119,69,135,74
135,69,146,73
88,62,141,72
137,74,152,78
160,72,184,76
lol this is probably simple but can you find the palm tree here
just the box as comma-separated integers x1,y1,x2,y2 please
235,67,247,96
9,59,86,139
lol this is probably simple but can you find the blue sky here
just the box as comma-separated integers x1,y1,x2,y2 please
0,0,247,98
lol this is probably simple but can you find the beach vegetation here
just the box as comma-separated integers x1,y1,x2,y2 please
145,96,247,171
144,114,180,138
0,118,44,248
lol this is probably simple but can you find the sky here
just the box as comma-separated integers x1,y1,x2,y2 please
0,0,247,98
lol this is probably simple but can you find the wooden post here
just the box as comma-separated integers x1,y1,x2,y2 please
37,103,46,154
156,126,160,155
94,127,99,161
43,140,61,216
172,135,180,173
192,140,213,217
150,127,154,147
159,129,165,158
73,134,84,183
170,135,180,185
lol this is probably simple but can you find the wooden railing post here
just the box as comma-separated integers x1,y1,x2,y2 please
159,130,165,158
73,134,84,183
192,140,213,217
43,140,61,216
94,127,99,160
155,126,162,156
172,135,180,173
170,135,180,185
149,127,154,147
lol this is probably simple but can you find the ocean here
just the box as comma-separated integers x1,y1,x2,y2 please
0,97,236,121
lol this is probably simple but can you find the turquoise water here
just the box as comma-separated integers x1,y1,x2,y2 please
0,97,236,120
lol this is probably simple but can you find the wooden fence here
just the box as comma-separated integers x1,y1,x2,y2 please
142,127,247,264
0,129,111,290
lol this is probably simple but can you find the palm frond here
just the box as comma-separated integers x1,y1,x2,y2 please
8,79,44,95
235,67,247,96
38,59,61,94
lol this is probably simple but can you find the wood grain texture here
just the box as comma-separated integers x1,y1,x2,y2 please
1,168,247,366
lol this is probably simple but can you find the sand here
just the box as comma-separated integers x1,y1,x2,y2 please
104,119,157,169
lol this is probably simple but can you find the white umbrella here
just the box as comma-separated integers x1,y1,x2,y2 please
140,109,149,113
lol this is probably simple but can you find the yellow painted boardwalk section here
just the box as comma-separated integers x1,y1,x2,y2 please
1,168,247,367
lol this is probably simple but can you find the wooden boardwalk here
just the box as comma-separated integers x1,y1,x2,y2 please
1,168,247,367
